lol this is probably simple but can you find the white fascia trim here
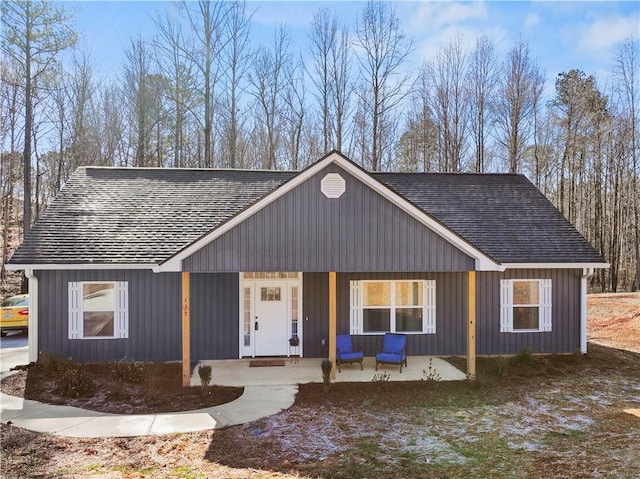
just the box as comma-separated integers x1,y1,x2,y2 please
6,263,160,272
24,269,38,363
501,262,610,270
160,152,501,272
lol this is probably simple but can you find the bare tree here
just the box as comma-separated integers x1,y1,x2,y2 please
495,37,543,173
153,9,198,168
282,58,307,170
353,0,412,170
123,37,155,167
1,0,76,240
180,0,229,167
248,25,291,169
613,38,640,290
308,8,352,154
220,0,252,168
397,65,438,172
309,8,336,153
0,61,24,284
467,36,497,172
429,38,469,172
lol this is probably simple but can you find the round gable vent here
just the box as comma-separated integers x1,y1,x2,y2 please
321,173,346,198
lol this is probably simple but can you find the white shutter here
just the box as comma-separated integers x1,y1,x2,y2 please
500,279,512,332
540,279,552,332
423,280,436,334
350,280,361,334
68,282,81,339
114,282,129,338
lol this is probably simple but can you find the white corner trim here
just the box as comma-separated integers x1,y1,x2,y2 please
159,152,501,272
24,269,38,363
580,267,596,354
501,262,610,270
5,263,160,272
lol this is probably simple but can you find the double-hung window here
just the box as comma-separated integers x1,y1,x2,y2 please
68,282,129,339
500,279,552,332
350,280,436,334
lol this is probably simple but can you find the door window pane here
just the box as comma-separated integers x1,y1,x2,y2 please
243,288,251,346
260,287,281,301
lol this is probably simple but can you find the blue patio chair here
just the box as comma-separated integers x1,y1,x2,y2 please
336,334,363,372
375,333,408,373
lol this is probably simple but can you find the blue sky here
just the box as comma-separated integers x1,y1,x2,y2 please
67,0,639,97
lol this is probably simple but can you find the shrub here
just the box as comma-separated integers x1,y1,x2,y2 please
198,364,212,396
422,358,442,382
108,359,144,383
495,355,510,377
372,371,390,383
516,345,534,364
55,364,96,398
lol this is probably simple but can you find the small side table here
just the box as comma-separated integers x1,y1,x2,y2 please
289,342,300,363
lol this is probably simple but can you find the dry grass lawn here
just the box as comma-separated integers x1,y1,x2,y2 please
1,292,639,478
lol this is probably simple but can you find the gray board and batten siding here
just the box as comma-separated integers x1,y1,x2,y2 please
35,268,581,362
36,269,242,362
309,270,582,358
36,269,183,362
475,269,582,355
183,164,475,273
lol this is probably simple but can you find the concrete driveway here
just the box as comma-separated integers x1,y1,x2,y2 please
0,331,28,373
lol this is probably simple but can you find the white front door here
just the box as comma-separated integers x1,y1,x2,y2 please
240,274,303,358
254,282,289,356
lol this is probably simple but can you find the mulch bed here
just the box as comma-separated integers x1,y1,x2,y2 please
1,359,243,414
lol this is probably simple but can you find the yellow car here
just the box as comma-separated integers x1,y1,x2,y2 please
1,294,29,337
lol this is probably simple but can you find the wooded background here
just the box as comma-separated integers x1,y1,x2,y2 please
1,1,638,292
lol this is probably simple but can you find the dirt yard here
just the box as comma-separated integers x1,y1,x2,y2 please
588,292,640,352
1,293,639,478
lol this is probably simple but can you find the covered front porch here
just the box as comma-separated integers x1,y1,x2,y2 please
180,271,478,386
190,355,467,387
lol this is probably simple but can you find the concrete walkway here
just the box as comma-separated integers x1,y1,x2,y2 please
0,384,297,438
0,356,465,438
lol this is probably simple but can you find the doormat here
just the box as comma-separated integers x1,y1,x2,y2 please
249,360,286,367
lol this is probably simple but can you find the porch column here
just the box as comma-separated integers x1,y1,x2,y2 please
182,272,191,387
329,271,337,380
467,271,477,380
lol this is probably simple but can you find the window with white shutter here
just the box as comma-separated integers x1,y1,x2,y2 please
500,279,552,333
349,279,436,334
68,281,129,339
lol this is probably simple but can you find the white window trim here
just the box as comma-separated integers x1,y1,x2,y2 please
68,281,129,339
350,279,436,335
500,279,552,333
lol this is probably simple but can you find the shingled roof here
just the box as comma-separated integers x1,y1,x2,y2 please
9,167,295,265
375,173,604,264
8,156,604,267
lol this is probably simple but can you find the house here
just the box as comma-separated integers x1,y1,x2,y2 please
7,151,608,384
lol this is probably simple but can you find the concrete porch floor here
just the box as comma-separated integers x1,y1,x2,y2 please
191,356,467,387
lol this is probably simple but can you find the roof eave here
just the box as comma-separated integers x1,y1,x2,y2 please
499,262,610,271
5,262,160,272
